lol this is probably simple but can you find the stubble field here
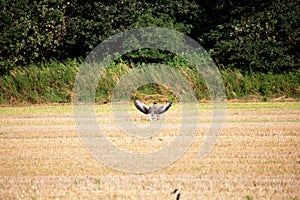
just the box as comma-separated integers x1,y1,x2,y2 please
0,102,299,199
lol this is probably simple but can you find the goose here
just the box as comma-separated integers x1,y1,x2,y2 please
134,100,172,121
171,189,181,200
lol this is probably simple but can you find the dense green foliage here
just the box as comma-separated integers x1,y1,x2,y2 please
200,1,300,73
1,0,299,74
0,59,299,104
0,0,299,104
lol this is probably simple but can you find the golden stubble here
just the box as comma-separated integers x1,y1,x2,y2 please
0,102,299,199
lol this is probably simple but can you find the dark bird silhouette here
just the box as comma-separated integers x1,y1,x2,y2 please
171,189,180,200
134,100,172,121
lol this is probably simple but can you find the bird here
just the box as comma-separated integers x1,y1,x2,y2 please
134,100,172,121
171,189,181,200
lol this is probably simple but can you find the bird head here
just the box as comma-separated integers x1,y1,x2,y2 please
171,189,180,199
171,189,180,194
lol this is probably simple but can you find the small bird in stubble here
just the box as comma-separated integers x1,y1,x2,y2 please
171,189,181,200
134,100,172,121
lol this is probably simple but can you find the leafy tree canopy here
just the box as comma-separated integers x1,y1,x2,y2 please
0,0,298,74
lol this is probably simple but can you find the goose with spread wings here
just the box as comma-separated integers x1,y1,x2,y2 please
134,100,172,121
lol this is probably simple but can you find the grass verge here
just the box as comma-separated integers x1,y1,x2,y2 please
0,59,299,104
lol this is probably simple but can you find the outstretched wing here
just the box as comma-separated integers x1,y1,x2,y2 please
155,102,172,114
134,100,149,114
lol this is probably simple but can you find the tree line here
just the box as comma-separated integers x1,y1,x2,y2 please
1,0,299,74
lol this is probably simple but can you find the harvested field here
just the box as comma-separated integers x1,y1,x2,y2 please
0,102,299,199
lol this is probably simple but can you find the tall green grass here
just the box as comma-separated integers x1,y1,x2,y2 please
0,59,79,104
222,69,300,101
0,58,299,104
